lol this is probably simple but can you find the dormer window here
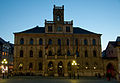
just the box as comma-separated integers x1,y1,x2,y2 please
66,26,70,32
48,26,52,32
57,16,60,21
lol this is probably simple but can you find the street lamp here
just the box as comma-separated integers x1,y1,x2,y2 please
1,59,8,79
72,60,77,79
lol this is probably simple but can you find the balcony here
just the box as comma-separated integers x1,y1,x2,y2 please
64,21,73,25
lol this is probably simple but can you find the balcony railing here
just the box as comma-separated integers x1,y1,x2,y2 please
64,21,73,25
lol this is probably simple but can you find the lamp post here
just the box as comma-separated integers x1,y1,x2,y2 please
72,60,77,79
1,59,8,79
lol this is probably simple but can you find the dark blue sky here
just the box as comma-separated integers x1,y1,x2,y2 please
0,0,120,50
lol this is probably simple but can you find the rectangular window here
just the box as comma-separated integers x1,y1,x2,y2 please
66,26,70,32
57,27,62,31
48,26,52,32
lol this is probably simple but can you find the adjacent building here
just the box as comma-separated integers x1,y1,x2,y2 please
102,37,120,79
0,37,14,75
14,5,104,77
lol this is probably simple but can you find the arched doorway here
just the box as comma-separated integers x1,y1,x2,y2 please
106,63,116,78
48,61,54,76
58,61,64,76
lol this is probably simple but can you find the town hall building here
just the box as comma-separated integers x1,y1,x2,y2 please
14,5,104,77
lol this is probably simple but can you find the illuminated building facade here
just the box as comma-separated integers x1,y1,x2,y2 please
0,37,14,75
14,5,104,77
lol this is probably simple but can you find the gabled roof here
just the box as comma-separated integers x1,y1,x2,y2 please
15,26,99,35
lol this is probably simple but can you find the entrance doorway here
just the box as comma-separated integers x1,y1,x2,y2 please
48,61,54,76
106,63,116,78
58,61,64,76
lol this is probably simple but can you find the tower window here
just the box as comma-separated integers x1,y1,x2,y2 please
66,26,70,32
48,26,52,32
57,16,60,21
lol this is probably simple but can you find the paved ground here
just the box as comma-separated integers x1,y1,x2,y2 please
0,79,119,83
0,76,119,83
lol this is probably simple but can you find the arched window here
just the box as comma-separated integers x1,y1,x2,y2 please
39,38,43,45
67,50,70,56
75,39,78,46
93,39,96,45
76,50,79,57
39,50,42,57
67,62,71,71
58,39,61,46
30,50,33,57
48,61,53,71
20,50,23,57
30,38,33,45
84,39,88,45
48,39,52,45
39,62,42,70
85,50,88,57
93,50,97,57
48,51,52,56
67,39,69,46
19,63,23,71
29,63,33,70
20,38,24,45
